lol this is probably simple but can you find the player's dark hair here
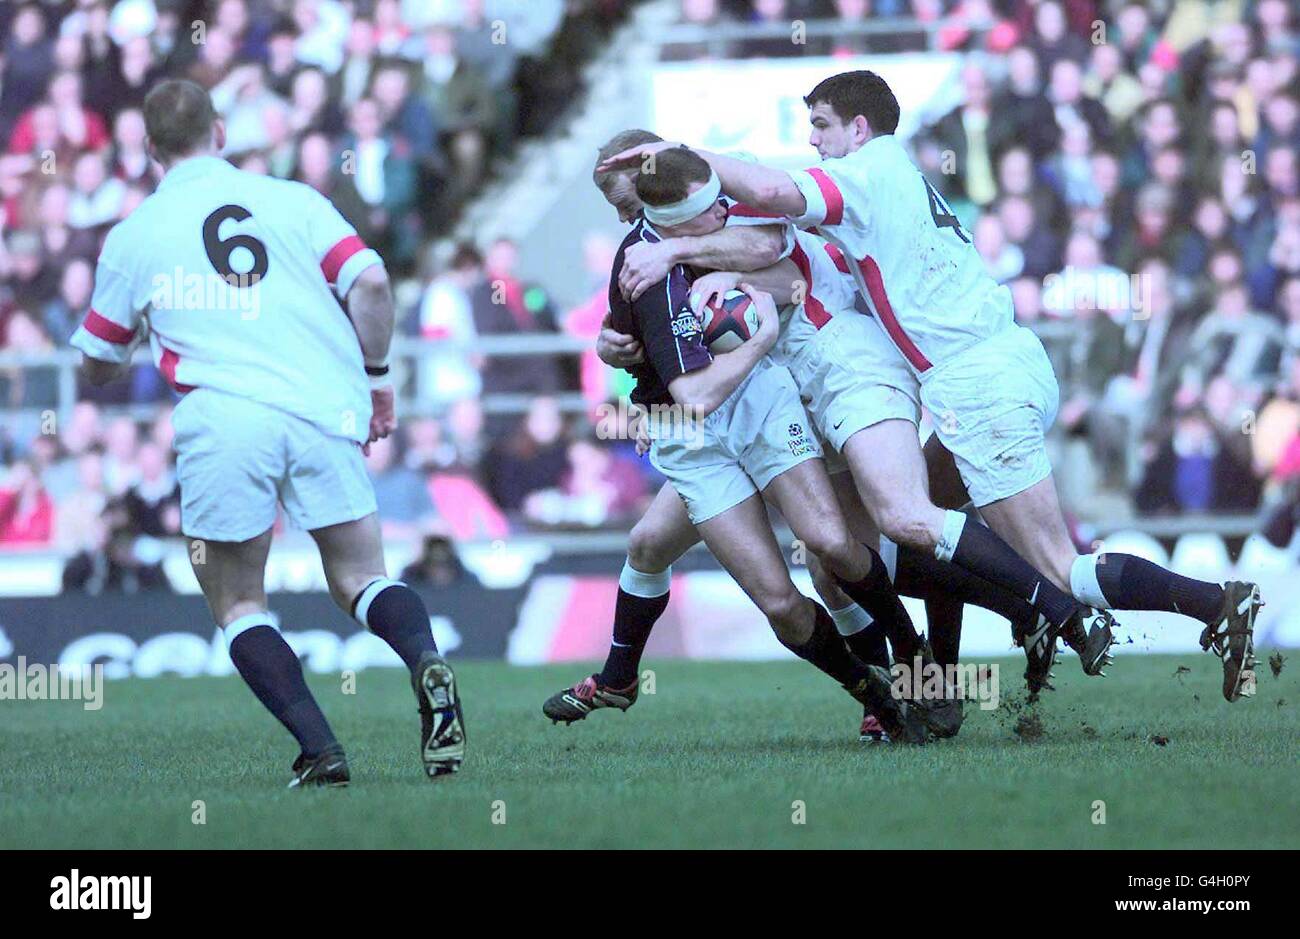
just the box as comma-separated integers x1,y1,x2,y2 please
804,70,900,135
143,79,218,161
593,128,663,189
634,146,712,207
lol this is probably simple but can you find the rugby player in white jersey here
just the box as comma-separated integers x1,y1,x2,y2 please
545,130,1041,740
545,130,896,735
71,80,465,786
566,145,961,743
600,71,1262,702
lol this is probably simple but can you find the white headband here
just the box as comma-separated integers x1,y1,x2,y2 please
643,170,722,227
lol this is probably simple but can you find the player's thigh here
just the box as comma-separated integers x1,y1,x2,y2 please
841,419,944,548
627,482,700,573
190,529,274,626
731,363,823,507
308,512,387,611
977,474,1077,590
762,457,856,564
695,493,805,624
921,327,1059,509
797,314,923,457
172,389,284,543
280,422,378,539
649,415,759,531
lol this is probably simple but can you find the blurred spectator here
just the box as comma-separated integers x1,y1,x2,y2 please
486,396,568,512
109,107,153,185
1177,281,1284,397
342,96,419,267
100,416,140,497
68,150,126,230
409,23,496,202
473,237,566,402
0,6,57,144
414,243,484,406
0,458,53,544
991,47,1057,159
928,62,1002,207
1022,0,1090,71
120,442,181,539
1135,406,1260,514
444,397,487,469
53,448,107,552
973,212,1023,283
523,437,649,528
400,534,466,586
365,433,442,540
0,309,58,409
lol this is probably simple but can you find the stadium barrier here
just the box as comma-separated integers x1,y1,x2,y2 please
3,532,1296,677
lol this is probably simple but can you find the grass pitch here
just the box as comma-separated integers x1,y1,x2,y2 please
2,654,1296,849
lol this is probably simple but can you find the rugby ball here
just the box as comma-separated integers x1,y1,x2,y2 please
700,290,760,353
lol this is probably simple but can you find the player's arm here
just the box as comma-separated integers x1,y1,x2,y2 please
599,143,808,220
667,284,778,416
688,258,803,315
345,265,394,370
619,224,786,301
309,186,395,448
596,309,644,369
694,150,808,219
344,265,398,448
70,249,145,387
81,355,130,386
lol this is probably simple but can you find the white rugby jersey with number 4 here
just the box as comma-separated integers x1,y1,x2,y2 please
787,134,1015,374
70,156,383,442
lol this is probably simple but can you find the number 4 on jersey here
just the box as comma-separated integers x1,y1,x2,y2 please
923,179,970,244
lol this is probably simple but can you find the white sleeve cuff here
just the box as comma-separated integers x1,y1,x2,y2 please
70,325,133,364
776,222,797,261
789,170,829,229
336,249,384,299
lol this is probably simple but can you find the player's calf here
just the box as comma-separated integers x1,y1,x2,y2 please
775,600,928,744
1070,554,1263,700
225,614,343,778
352,577,440,670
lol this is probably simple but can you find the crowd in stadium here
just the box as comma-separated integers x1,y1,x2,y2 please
1,0,1299,574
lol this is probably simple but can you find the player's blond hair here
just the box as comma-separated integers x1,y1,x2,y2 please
592,129,663,191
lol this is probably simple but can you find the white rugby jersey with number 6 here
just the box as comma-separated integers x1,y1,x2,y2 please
71,155,384,442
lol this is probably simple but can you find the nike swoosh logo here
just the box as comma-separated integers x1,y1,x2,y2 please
833,419,845,430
